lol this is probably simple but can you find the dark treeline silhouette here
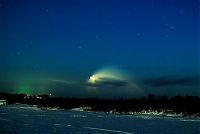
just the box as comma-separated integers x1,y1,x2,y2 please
0,92,200,117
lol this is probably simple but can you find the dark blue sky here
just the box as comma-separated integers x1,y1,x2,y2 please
0,0,199,98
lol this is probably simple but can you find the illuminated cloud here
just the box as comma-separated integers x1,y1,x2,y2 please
49,79,75,85
88,67,128,85
144,75,199,87
86,67,144,98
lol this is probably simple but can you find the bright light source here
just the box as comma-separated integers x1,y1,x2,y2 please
88,75,97,83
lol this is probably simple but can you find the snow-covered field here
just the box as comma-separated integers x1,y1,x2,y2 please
0,104,199,134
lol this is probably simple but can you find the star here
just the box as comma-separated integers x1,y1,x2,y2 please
179,10,184,15
17,51,21,56
95,34,102,41
45,9,49,13
169,25,175,30
79,23,85,27
42,7,49,13
34,17,39,21
78,46,83,49
137,33,141,37
164,23,175,31
95,35,99,39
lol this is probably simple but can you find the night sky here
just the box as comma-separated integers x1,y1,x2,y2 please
0,0,199,98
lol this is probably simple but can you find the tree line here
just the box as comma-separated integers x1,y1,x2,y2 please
0,92,199,117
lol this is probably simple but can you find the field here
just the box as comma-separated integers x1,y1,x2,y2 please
0,104,199,134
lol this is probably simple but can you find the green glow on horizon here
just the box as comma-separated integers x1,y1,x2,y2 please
17,86,32,95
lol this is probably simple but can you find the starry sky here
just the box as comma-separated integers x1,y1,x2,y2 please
0,0,199,98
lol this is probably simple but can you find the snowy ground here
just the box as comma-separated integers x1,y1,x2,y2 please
0,104,199,134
